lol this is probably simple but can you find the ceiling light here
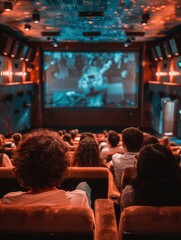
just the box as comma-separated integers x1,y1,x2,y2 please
24,23,31,31
32,10,40,23
124,38,131,47
4,1,13,11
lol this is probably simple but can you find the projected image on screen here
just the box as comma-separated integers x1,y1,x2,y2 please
43,51,139,108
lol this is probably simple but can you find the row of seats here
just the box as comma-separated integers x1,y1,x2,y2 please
1,198,181,240
1,166,181,239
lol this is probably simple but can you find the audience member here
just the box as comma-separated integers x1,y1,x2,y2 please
121,143,181,208
12,132,22,146
72,136,107,167
141,135,159,148
100,130,124,162
79,132,95,143
1,129,91,207
0,134,13,167
63,133,74,146
110,127,144,191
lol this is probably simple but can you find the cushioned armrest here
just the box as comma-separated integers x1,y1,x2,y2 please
94,199,117,240
108,171,120,200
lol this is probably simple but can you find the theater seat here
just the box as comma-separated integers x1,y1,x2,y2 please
0,167,27,198
120,167,137,192
0,199,118,240
119,205,181,240
59,167,110,209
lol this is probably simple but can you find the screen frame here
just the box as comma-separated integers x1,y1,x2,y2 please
39,42,143,128
43,51,140,110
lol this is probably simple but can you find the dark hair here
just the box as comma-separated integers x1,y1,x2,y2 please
141,135,159,148
13,129,69,189
69,130,77,140
73,137,106,167
122,127,144,152
108,130,120,147
12,132,22,146
63,133,73,146
133,143,181,205
79,132,95,143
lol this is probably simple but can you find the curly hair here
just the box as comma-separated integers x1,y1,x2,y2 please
73,137,106,167
13,129,69,189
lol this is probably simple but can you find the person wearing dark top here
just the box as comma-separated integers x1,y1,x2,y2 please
121,143,181,208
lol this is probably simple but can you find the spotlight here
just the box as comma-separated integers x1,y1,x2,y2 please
32,10,40,23
24,23,31,31
124,38,131,47
141,13,150,26
4,1,13,11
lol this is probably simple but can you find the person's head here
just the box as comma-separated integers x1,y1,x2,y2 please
12,132,23,146
13,129,69,190
160,136,170,148
137,143,179,180
79,132,95,143
63,133,73,146
69,130,77,140
73,137,104,167
122,127,144,152
141,135,159,148
107,130,120,147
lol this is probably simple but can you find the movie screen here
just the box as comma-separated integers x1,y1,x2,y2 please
43,51,139,108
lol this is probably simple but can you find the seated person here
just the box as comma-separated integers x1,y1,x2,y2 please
0,134,13,167
63,133,74,146
121,143,181,208
141,135,159,148
1,129,91,207
100,130,124,162
72,137,107,168
110,127,144,191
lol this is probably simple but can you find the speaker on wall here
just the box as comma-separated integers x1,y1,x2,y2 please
10,40,20,58
162,40,172,59
155,45,164,60
169,38,179,56
151,47,158,61
18,44,29,60
0,34,14,56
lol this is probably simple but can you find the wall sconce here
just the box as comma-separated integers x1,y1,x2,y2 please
4,1,13,11
32,10,40,23
124,38,131,47
51,38,58,47
141,13,150,26
24,23,31,31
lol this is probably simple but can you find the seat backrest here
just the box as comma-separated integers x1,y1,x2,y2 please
119,205,181,240
0,167,27,198
59,167,109,208
0,204,94,240
120,167,137,192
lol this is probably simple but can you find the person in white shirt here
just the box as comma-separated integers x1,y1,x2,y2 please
110,127,144,191
1,129,91,208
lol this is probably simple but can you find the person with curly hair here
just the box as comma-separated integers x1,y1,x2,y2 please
72,136,107,167
1,129,91,207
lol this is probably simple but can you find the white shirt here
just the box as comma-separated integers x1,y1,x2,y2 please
110,152,138,191
1,188,90,207
100,146,124,161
